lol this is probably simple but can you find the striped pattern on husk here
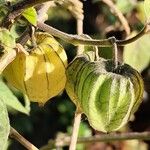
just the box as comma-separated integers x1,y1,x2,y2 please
3,32,68,104
66,53,144,132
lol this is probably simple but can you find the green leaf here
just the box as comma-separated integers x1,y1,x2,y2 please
0,80,30,115
144,0,150,21
22,7,37,26
0,99,10,150
123,32,150,72
0,28,16,52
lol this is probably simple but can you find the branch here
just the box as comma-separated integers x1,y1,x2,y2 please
101,0,130,35
40,131,150,149
1,0,53,28
9,127,39,150
37,22,150,47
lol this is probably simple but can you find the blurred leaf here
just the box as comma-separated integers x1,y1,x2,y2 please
0,80,30,115
136,2,146,23
78,123,92,137
0,99,10,150
116,0,135,14
67,122,92,137
123,32,150,72
0,28,16,52
144,0,150,21
22,7,37,26
0,0,5,5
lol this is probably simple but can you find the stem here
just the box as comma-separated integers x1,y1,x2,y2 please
40,132,150,149
37,22,150,47
112,41,118,68
77,19,84,55
117,24,148,45
68,4,84,148
101,0,130,35
69,111,82,150
9,127,39,150
37,22,117,46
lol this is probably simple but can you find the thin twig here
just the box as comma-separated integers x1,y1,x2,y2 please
101,0,130,35
9,127,39,150
37,22,150,47
77,19,84,54
1,0,53,28
40,131,150,149
69,111,82,150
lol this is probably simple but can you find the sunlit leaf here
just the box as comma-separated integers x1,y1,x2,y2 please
144,0,150,21
22,7,37,26
0,99,10,150
0,28,16,52
0,80,30,115
123,32,150,72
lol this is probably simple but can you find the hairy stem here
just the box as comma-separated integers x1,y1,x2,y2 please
69,111,82,150
37,22,150,47
77,19,84,55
